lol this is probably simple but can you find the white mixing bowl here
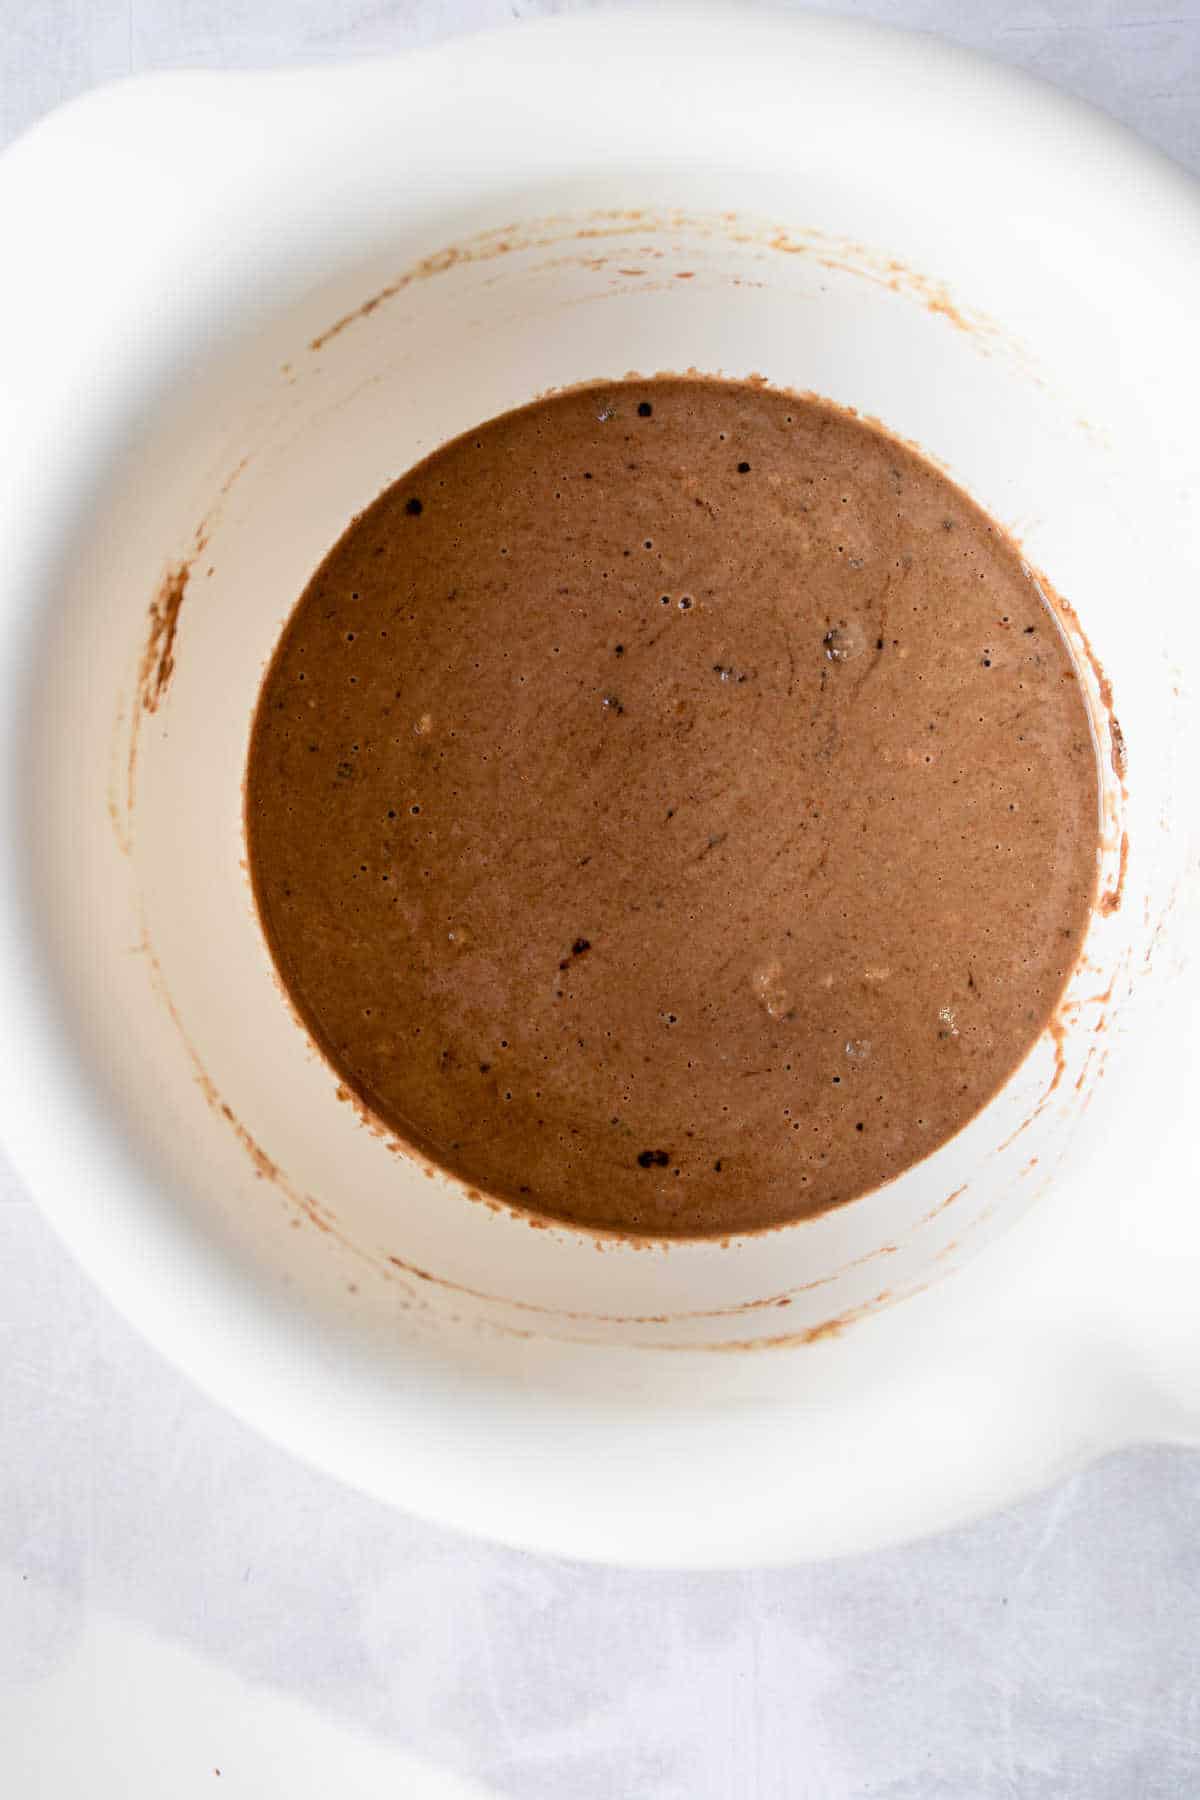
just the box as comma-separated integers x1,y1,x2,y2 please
0,9,1197,1564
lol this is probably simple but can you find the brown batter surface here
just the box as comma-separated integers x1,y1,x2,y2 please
246,379,1099,1237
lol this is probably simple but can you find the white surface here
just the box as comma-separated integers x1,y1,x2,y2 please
2,1,1199,1794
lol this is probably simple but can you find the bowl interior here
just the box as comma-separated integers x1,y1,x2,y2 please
27,179,1186,1357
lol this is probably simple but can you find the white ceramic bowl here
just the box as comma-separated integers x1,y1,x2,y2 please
0,9,1197,1565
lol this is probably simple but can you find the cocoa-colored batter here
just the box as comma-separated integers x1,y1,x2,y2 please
246,379,1099,1237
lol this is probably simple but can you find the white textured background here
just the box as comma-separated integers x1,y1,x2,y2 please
2,4,1199,1795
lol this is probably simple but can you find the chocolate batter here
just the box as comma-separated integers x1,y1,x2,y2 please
246,379,1099,1237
